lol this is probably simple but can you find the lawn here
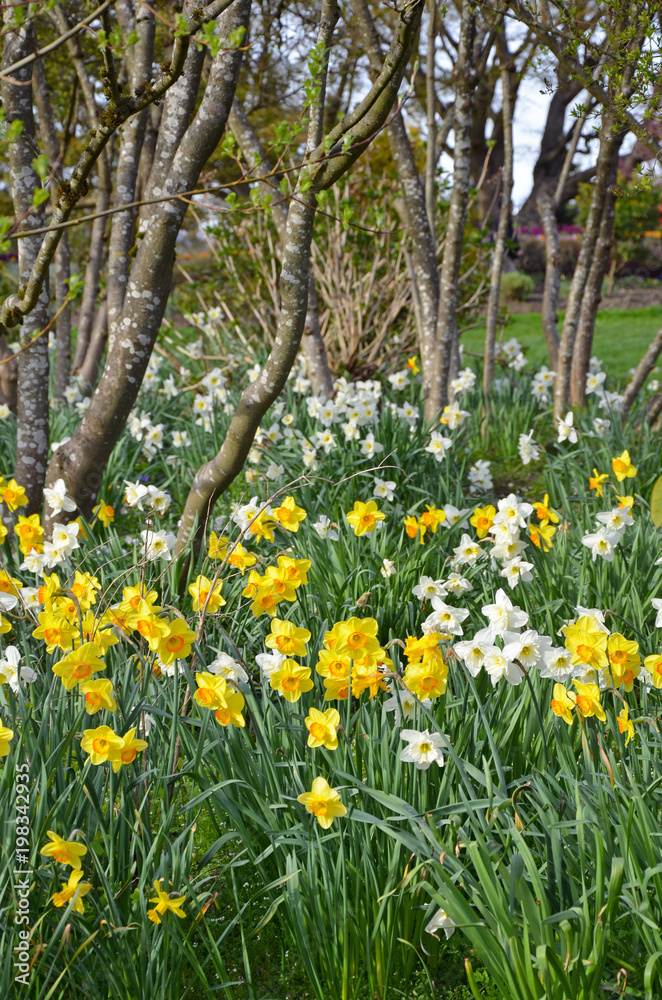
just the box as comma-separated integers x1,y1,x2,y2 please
462,305,662,379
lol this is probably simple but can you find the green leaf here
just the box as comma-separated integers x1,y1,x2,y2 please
651,474,662,527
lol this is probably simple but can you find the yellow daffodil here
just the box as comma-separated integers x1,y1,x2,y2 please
562,617,608,669
80,678,118,715
70,571,101,610
418,504,446,542
403,515,420,540
617,705,635,745
529,519,556,552
214,688,245,728
80,725,124,765
0,570,21,596
315,649,351,679
157,619,197,665
147,880,186,923
333,617,381,659
208,532,229,559
92,500,115,526
134,606,171,651
51,869,92,914
263,565,298,601
2,478,28,511
194,672,228,711
120,585,161,614
250,586,283,618
298,777,347,829
52,642,106,691
189,574,226,614
14,514,43,554
273,496,307,532
589,470,609,497
605,633,640,689
248,509,277,543
269,660,314,702
351,665,388,698
323,675,350,700
470,505,496,539
532,494,559,524
573,681,606,722
277,555,311,586
615,494,634,510
407,355,420,374
40,831,88,869
403,658,448,699
305,707,340,749
266,618,311,657
33,611,78,653
346,500,385,536
110,728,148,772
612,450,636,483
227,542,257,573
644,653,662,689
550,683,576,725
0,717,13,756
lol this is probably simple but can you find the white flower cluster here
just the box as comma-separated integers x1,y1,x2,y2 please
496,337,527,372
127,410,165,458
518,429,540,465
581,503,634,562
123,480,172,515
531,366,555,406
468,459,493,492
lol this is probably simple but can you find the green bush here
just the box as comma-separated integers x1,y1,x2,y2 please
500,271,535,302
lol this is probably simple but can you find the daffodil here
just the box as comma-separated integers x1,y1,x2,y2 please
562,616,608,669
469,505,496,539
262,565,298,601
403,658,448,700
315,649,351,678
589,470,609,497
80,725,124,765
51,869,92,914
189,575,226,613
265,619,311,657
272,496,307,532
2,478,28,511
644,653,662,689
529,519,556,551
346,500,385,536
297,777,347,828
79,678,118,714
158,618,196,666
0,717,12,756
617,705,635,745
33,611,77,653
208,532,229,559
612,450,636,483
550,683,576,725
52,642,106,690
269,660,314,702
147,879,186,923
194,672,229,711
92,499,115,526
134,606,171,651
605,633,640,689
333,617,381,659
214,688,246,728
14,514,43,554
109,728,148,772
573,681,606,722
40,831,88,869
532,494,559,524
227,542,256,573
305,707,340,749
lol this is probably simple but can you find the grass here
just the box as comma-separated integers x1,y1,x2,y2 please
462,306,662,380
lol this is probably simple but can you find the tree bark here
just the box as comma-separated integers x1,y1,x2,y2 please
47,0,251,519
621,326,662,419
228,100,334,398
483,56,515,395
433,0,476,415
570,142,620,407
553,120,620,419
537,188,561,370
1,16,50,513
352,0,439,419
78,299,108,393
33,56,71,402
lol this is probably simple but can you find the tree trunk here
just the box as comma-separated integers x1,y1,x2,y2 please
351,0,439,420
483,58,515,395
621,326,662,419
78,299,108,393
1,17,50,514
433,0,476,415
570,143,620,408
228,99,334,398
47,0,252,520
537,188,561,370
553,120,619,419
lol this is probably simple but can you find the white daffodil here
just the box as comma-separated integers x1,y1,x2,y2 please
539,647,574,681
399,729,446,769
312,515,339,541
425,431,453,462
425,909,456,939
412,577,447,602
502,629,551,670
140,529,175,562
483,648,523,686
581,528,619,562
595,506,634,537
43,478,77,513
557,411,578,444
208,652,248,684
493,493,533,531
373,478,396,501
500,556,534,588
481,589,528,637
453,533,485,567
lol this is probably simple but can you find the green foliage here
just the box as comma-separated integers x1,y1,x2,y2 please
500,272,535,303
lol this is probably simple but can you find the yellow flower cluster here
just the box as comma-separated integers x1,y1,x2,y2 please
403,504,445,544
528,494,559,552
194,673,246,727
315,616,391,701
402,634,448,699
242,555,310,617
